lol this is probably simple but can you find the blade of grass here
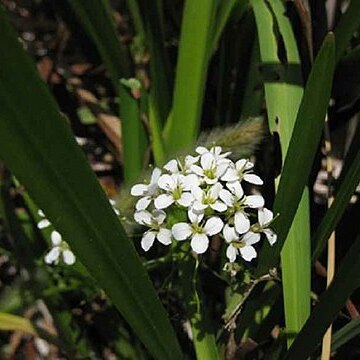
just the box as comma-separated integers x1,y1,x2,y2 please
67,0,131,88
255,33,335,274
251,0,310,347
0,313,37,336
164,0,217,154
284,232,360,360
119,80,147,184
0,8,181,359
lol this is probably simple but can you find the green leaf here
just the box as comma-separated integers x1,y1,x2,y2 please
328,317,360,355
119,81,147,185
164,0,217,154
0,7,181,359
284,232,360,360
0,312,37,336
67,0,131,88
255,33,335,275
251,0,310,347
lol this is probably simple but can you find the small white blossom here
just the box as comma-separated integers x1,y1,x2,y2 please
191,152,229,184
244,208,277,245
37,210,76,265
172,210,223,254
223,224,260,262
220,182,264,234
134,209,172,251
154,173,198,209
131,168,162,210
221,159,263,185
191,183,227,212
164,155,199,174
196,146,231,161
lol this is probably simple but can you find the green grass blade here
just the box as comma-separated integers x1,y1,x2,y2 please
67,0,131,87
312,134,360,262
119,81,147,185
164,0,217,154
284,232,360,360
0,313,37,336
255,33,335,274
251,0,310,347
0,8,181,359
328,317,360,355
333,0,360,62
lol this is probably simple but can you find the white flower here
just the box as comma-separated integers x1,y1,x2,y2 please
44,231,76,265
219,181,264,234
221,159,263,185
37,210,76,265
196,146,231,161
131,168,162,210
134,209,172,251
172,210,223,254
164,155,200,175
191,152,230,184
244,208,277,245
191,183,227,212
223,224,260,262
154,173,198,209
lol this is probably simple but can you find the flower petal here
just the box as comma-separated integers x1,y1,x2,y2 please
172,223,192,240
135,196,152,210
234,212,250,234
221,167,238,182
201,153,215,170
243,231,261,245
51,231,62,245
38,209,45,217
219,189,234,207
226,245,237,262
152,210,166,224
37,219,50,229
190,165,204,177
177,192,194,207
157,228,172,245
264,229,277,245
183,174,200,189
209,182,222,198
188,208,204,224
154,194,174,209
258,208,274,226
150,167,162,184
223,224,238,243
244,174,263,185
227,181,243,198
141,231,156,251
62,250,76,265
195,146,208,155
134,210,152,225
245,195,264,208
211,201,227,212
44,247,60,264
192,201,207,212
239,245,257,261
204,217,223,236
190,233,209,254
164,159,178,173
158,174,175,191
131,184,148,196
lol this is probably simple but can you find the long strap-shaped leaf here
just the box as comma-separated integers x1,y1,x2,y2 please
164,0,217,154
256,34,335,274
250,0,310,347
0,7,182,359
284,232,360,360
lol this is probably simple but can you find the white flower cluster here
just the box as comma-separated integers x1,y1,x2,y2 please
131,146,277,262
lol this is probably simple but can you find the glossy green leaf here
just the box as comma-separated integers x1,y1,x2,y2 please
0,7,181,359
164,0,217,154
255,33,335,275
251,0,310,347
67,0,131,87
284,232,360,360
